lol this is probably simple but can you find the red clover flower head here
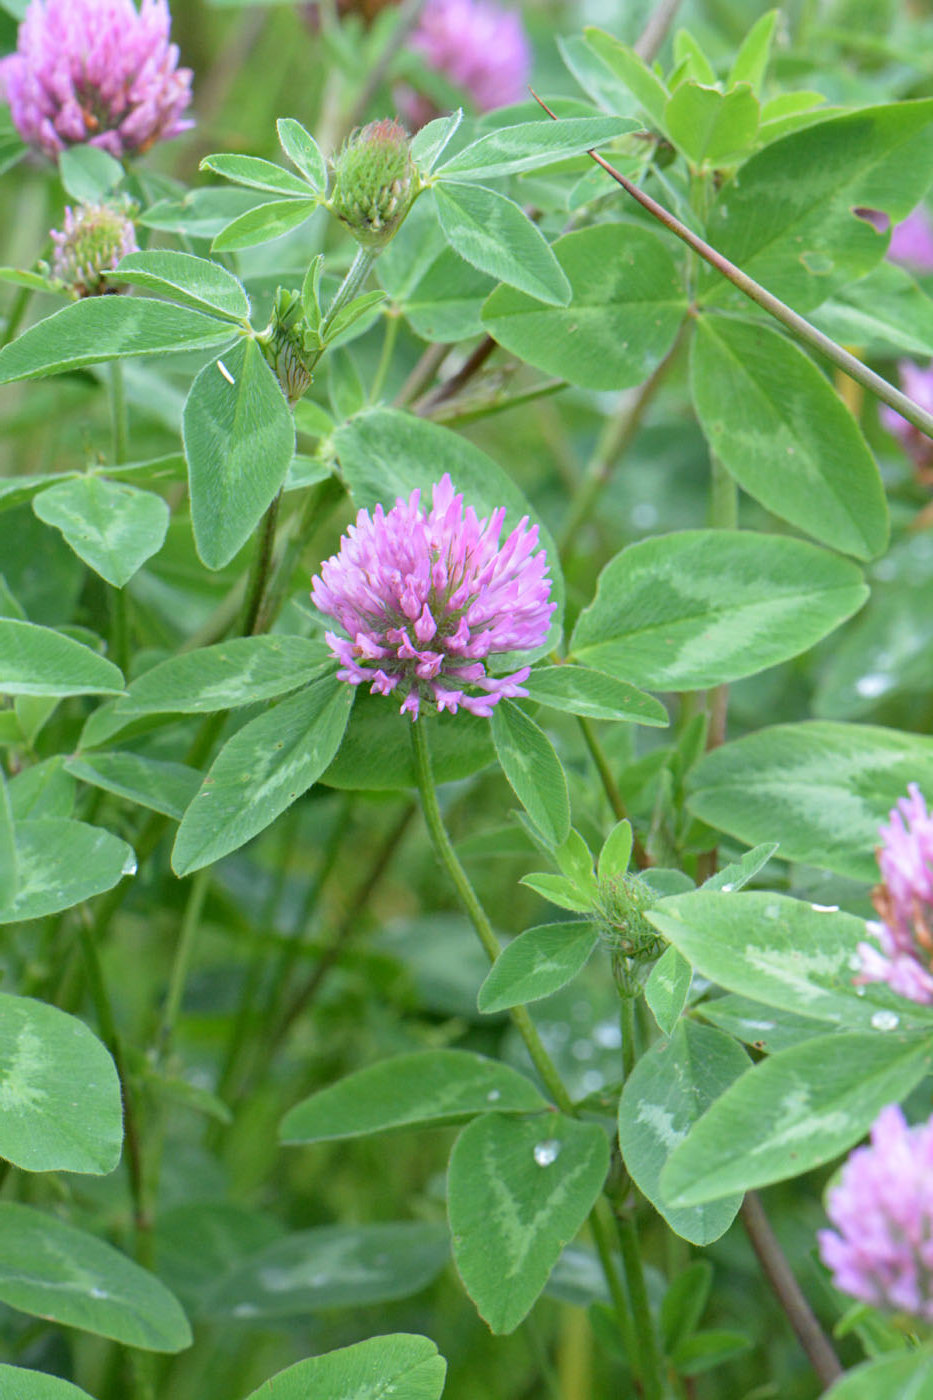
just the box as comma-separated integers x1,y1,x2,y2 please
857,784,933,1004
311,474,555,720
1,0,193,160
818,1104,933,1319
404,0,531,120
49,201,138,298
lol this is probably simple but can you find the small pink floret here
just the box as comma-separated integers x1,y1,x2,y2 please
311,473,554,720
856,783,933,1005
818,1104,933,1319
1,0,193,159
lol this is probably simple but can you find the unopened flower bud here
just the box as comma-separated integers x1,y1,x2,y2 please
596,874,663,997
329,119,416,249
48,202,138,299
260,288,319,404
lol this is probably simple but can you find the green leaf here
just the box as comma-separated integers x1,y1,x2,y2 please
702,100,933,311
0,993,122,1174
108,250,250,322
0,819,134,924
0,1201,191,1351
661,1259,713,1353
7,759,74,819
331,407,564,651
520,872,594,913
660,1032,931,1206
65,753,200,821
411,108,463,174
665,83,759,165
200,152,314,197
435,117,635,181
618,1021,747,1244
33,477,169,588
697,995,830,1055
398,247,494,343
649,890,932,1030
644,946,692,1035
701,842,777,892
0,773,15,910
276,117,327,192
114,636,329,718
433,183,571,306
691,316,888,560
821,1348,933,1399
211,197,318,253
281,1050,547,1143
241,1336,447,1400
183,336,295,571
0,298,233,384
584,28,670,131
0,1365,97,1399
322,687,495,790
597,819,633,881
140,187,268,239
491,701,570,847
478,921,599,1013
727,9,778,92
570,529,868,689
687,721,933,880
483,224,687,391
672,1330,752,1376
524,665,667,725
812,261,933,358
0,620,123,697
58,144,123,203
448,1113,609,1333
204,1222,449,1319
171,675,353,876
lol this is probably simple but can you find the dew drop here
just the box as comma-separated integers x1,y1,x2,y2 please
720,882,734,893
855,672,893,699
764,904,780,920
855,986,866,997
486,1089,501,1103
534,1139,561,1167
871,1010,900,1032
811,903,839,913
89,1287,109,1300
122,854,138,877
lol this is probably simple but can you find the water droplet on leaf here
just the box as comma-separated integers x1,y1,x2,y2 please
870,1010,899,1031
534,1139,561,1167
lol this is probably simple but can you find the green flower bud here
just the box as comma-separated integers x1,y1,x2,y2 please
259,287,319,404
595,873,664,998
329,118,416,249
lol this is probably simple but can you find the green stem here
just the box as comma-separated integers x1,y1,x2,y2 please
616,1213,665,1400
410,720,575,1113
620,996,637,1081
109,360,127,466
78,911,151,1261
370,311,400,404
590,1199,641,1376
533,97,933,442
253,476,344,635
157,868,211,1063
241,490,282,636
576,716,650,869
0,284,33,349
428,377,566,427
319,246,378,341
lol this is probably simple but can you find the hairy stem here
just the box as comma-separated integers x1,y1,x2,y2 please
577,716,651,869
241,490,282,636
532,95,933,442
